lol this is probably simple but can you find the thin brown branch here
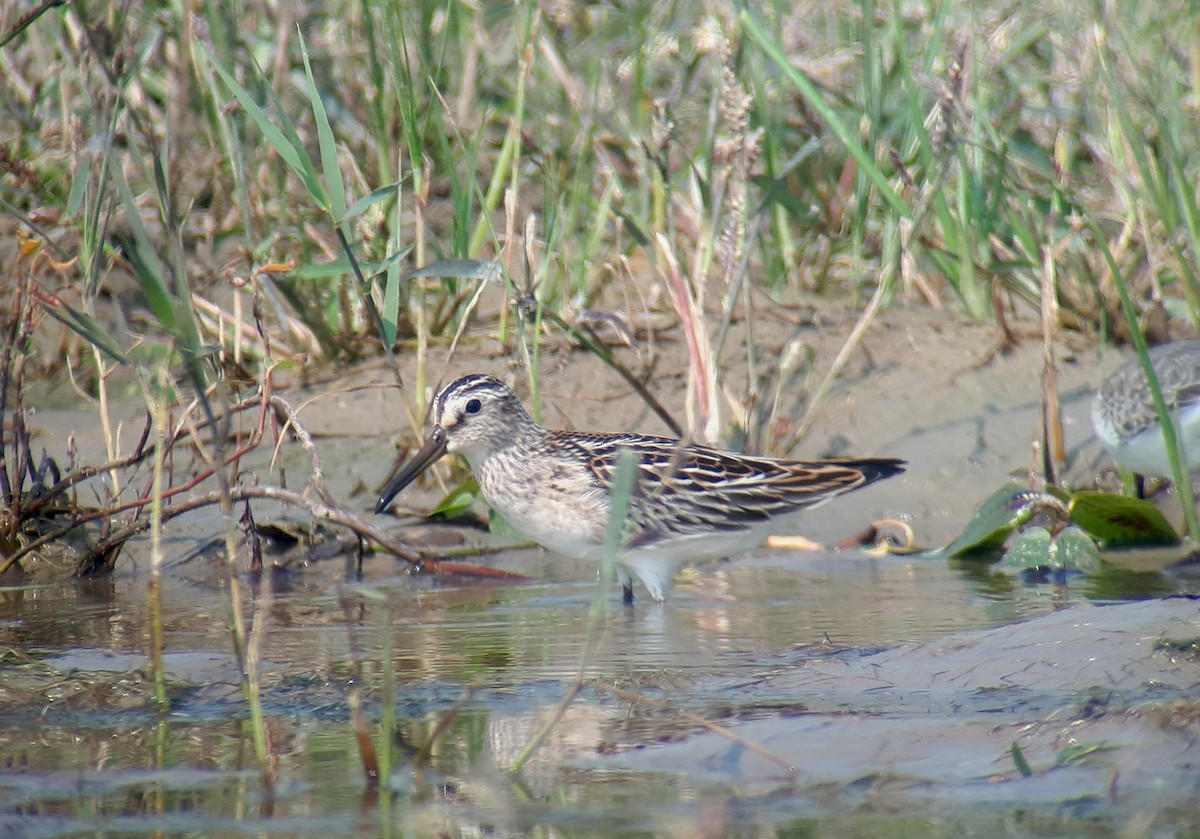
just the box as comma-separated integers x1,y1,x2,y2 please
22,393,265,519
0,274,33,509
73,484,426,575
0,405,271,574
412,682,482,766
268,394,336,506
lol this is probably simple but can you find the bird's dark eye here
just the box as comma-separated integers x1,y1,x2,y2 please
465,398,482,415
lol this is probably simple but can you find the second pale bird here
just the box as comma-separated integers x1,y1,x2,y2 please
1092,340,1200,480
376,375,905,602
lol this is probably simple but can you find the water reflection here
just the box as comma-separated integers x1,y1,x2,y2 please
0,577,120,649
0,546,1144,685
0,542,1192,836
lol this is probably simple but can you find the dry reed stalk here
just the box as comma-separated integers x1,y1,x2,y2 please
656,233,719,443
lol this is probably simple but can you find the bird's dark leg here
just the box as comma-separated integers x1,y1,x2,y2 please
1136,474,1146,499
622,583,634,605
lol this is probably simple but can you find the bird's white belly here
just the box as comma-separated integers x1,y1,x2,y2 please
479,478,610,560
1106,402,1200,478
475,457,778,601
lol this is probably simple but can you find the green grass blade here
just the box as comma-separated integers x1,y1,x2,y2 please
741,9,909,218
287,248,412,281
382,175,404,350
198,41,328,209
403,259,502,283
1084,211,1199,537
299,31,346,221
36,297,128,364
343,182,400,223
109,165,176,335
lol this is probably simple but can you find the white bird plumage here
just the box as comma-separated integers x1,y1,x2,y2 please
1093,341,1200,480
377,375,905,602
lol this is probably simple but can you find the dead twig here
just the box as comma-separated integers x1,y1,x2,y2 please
412,682,482,765
268,394,335,506
67,482,529,582
73,484,426,575
340,591,380,786
20,393,266,520
0,400,270,574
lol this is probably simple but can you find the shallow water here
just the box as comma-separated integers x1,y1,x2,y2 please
4,358,1199,837
2,526,1196,838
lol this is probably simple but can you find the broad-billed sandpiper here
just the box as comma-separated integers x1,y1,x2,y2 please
1093,341,1200,480
377,374,905,602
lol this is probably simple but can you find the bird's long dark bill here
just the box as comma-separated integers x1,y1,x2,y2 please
375,428,448,513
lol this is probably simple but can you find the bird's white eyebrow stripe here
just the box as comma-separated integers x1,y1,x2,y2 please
433,375,507,423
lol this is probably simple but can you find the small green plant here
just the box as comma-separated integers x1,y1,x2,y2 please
944,481,1185,579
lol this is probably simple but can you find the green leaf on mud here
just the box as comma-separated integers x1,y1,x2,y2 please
1068,491,1180,548
428,477,480,519
488,508,525,541
999,526,1053,570
945,482,1037,559
1011,742,1033,777
1054,526,1103,572
1056,742,1114,765
999,526,1102,573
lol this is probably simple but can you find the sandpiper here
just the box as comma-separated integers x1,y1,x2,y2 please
1092,340,1200,481
376,374,905,602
